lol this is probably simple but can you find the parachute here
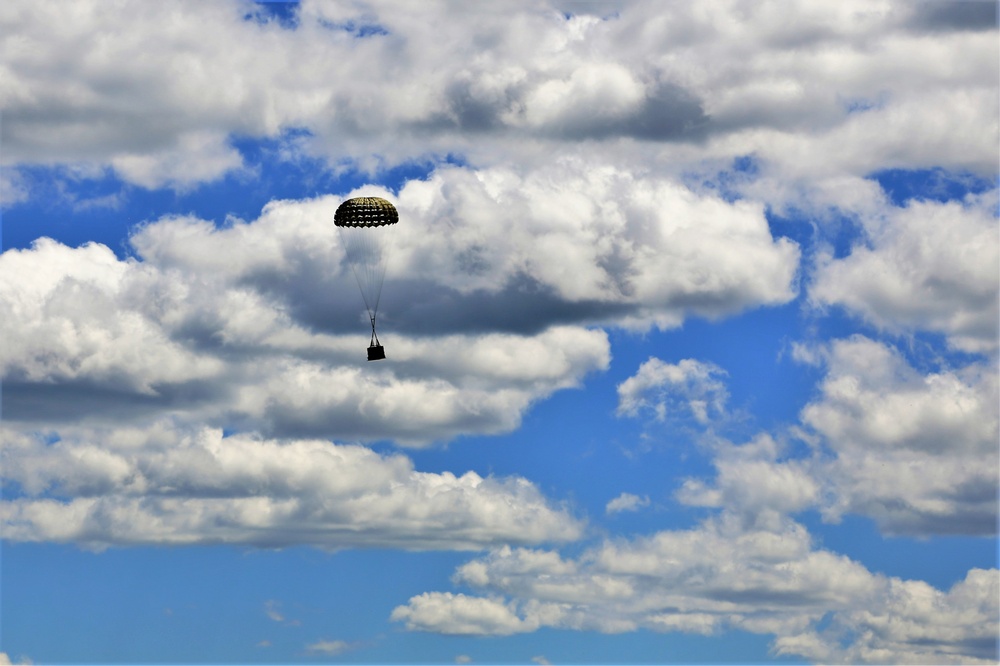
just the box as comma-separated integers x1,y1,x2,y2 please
335,196,399,361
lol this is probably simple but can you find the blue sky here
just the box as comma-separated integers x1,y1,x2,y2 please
1,1,998,664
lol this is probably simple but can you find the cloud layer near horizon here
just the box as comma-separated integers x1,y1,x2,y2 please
1,423,583,550
391,513,999,664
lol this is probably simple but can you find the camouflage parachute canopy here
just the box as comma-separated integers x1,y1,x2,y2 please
334,197,399,227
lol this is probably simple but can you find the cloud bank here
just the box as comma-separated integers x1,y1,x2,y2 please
2,0,996,190
392,513,999,664
1,423,583,551
1,158,800,444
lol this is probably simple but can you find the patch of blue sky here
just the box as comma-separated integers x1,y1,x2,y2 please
686,153,762,204
869,167,997,206
2,164,129,254
250,0,391,38
375,627,807,665
886,328,998,376
767,204,862,261
0,543,469,664
409,302,828,539
640,306,826,433
246,0,300,30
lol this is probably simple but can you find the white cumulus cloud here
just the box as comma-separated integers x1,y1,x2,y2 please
1,156,802,444
811,193,999,352
392,513,999,663
616,357,728,424
801,336,999,535
605,492,650,515
0,423,583,550
3,0,993,190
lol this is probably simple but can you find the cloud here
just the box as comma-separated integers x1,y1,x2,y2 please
0,1,707,187
0,423,583,550
305,639,353,656
811,193,999,352
0,168,30,207
110,131,244,191
386,162,799,333
800,336,999,535
677,434,819,527
264,600,287,623
904,0,998,33
616,358,728,424
625,334,998,538
4,0,993,192
1,158,800,444
0,653,32,666
392,513,999,663
0,209,612,444
773,569,1000,665
605,492,650,515
391,592,541,636
0,238,225,393
674,336,997,537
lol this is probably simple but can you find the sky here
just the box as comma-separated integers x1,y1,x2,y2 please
0,1,998,664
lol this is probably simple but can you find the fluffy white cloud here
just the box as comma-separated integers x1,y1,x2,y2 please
391,162,799,330
1,155,802,443
623,336,997,537
677,434,819,527
390,593,543,636
2,0,994,190
800,336,999,535
616,358,729,424
0,194,616,444
774,569,1000,665
0,238,224,392
0,423,583,550
392,512,999,663
811,194,999,352
605,492,650,514
305,640,354,656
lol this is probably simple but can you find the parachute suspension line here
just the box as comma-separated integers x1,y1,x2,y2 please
343,230,373,315
339,225,388,320
369,226,388,316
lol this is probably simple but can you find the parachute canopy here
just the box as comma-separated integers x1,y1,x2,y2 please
335,196,399,228
335,196,398,360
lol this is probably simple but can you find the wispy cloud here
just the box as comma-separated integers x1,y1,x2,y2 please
305,639,354,656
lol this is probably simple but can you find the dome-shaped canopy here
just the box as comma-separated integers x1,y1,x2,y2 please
334,196,399,227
